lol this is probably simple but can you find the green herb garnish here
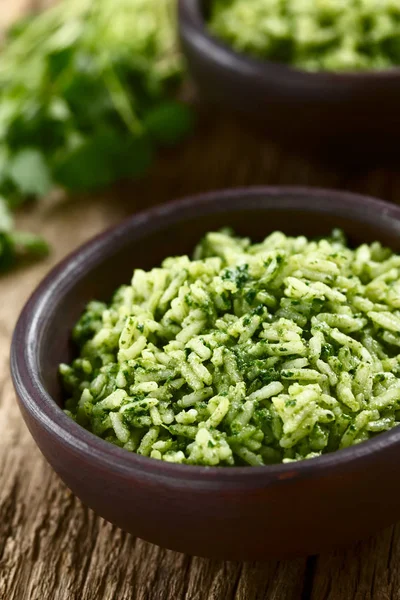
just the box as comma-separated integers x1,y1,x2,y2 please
0,0,192,269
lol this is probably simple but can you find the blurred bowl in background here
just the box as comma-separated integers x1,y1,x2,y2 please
178,0,400,161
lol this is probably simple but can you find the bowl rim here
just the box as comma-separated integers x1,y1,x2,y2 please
11,185,400,485
178,0,400,81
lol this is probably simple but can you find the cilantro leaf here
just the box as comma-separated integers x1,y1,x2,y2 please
9,149,53,197
9,231,49,257
0,196,14,233
0,233,16,272
144,101,194,146
54,130,153,191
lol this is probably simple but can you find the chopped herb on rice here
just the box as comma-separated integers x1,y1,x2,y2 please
61,229,400,466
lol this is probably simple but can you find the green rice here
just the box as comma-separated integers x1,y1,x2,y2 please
208,0,400,72
61,228,400,466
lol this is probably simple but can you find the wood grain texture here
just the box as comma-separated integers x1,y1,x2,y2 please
2,1,400,599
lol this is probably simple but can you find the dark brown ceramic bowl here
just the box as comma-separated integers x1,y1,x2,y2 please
10,187,400,560
178,0,400,158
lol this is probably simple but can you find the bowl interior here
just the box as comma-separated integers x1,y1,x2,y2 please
35,189,400,413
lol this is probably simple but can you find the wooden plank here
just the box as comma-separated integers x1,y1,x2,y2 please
310,526,400,600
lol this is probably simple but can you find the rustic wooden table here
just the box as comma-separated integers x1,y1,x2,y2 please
2,2,400,600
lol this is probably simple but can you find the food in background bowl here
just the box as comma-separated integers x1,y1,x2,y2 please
178,0,400,157
208,0,400,71
61,228,400,466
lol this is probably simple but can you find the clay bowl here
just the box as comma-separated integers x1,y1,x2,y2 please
178,0,400,160
10,187,400,560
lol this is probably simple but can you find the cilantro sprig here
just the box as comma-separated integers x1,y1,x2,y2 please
0,0,192,270
0,196,49,271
